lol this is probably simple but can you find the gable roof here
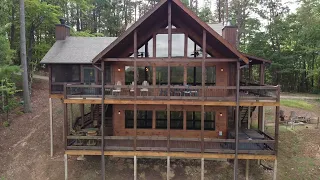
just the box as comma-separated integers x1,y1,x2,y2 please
40,37,116,64
92,0,249,64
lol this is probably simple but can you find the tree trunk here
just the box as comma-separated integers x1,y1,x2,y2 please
19,0,31,112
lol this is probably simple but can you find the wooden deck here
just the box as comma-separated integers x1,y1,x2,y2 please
66,136,275,156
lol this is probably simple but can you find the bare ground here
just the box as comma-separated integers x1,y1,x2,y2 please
0,80,319,180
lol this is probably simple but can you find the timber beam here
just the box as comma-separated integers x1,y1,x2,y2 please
65,150,276,160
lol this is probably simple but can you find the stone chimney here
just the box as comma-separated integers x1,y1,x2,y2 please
222,26,238,48
55,18,70,40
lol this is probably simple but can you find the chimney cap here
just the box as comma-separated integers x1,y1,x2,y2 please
59,18,66,25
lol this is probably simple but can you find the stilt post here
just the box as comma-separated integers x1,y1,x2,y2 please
49,98,53,157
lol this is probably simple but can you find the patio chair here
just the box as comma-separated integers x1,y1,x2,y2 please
183,85,192,96
112,81,122,96
130,81,135,95
140,81,149,96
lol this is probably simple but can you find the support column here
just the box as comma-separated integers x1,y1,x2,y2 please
201,158,204,180
64,154,68,180
134,156,137,180
167,156,170,180
245,107,251,180
101,61,106,180
234,61,240,180
273,159,278,180
80,104,84,127
49,98,53,157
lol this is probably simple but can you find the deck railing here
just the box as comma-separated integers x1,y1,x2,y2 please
63,84,280,102
66,134,275,155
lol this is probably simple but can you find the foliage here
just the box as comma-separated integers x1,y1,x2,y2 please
280,99,314,110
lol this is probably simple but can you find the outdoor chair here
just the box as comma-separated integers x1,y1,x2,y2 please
140,81,149,96
130,82,135,95
112,81,122,96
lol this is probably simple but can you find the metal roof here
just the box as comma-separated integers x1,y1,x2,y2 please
40,36,116,64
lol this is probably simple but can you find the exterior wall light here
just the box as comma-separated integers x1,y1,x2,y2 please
145,67,149,72
118,68,121,72
220,113,223,117
221,68,224,72
118,111,121,115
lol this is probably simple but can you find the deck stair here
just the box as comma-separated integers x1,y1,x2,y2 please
240,106,256,127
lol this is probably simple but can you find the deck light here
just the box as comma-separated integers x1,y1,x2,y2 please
118,111,121,115
221,68,224,72
220,113,223,117
118,68,121,72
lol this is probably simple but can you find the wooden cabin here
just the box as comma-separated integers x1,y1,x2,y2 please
41,0,280,179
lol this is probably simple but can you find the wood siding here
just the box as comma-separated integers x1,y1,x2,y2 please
112,104,228,138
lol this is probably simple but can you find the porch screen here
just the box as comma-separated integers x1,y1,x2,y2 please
51,64,80,82
125,66,152,85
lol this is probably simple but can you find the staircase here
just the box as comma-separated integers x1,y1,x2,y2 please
240,106,256,127
92,104,113,135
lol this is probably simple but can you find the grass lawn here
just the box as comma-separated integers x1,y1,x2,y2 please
280,99,314,110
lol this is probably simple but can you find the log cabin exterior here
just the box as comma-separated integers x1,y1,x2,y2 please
41,0,280,179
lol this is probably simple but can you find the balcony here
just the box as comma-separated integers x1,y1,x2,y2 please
61,84,280,105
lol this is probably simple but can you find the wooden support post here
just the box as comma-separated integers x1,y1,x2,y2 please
70,104,73,132
234,61,240,180
201,158,204,180
134,104,137,151
167,104,170,152
167,156,170,180
153,34,156,58
184,33,188,57
183,110,187,130
134,30,137,99
246,160,250,180
64,154,68,180
152,110,156,129
248,64,252,83
201,105,204,153
134,156,137,180
80,104,84,127
63,103,68,150
49,98,53,157
202,30,206,100
183,66,187,86
168,0,172,100
273,159,278,180
248,107,251,129
101,61,106,180
275,106,280,155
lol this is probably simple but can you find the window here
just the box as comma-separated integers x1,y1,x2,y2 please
170,111,183,129
206,67,216,86
156,67,168,85
186,111,216,130
137,111,152,128
186,111,201,130
52,65,80,82
187,67,202,86
125,110,153,129
156,111,167,129
125,66,152,85
187,66,216,86
205,112,215,130
125,110,134,128
83,67,95,84
170,67,184,85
